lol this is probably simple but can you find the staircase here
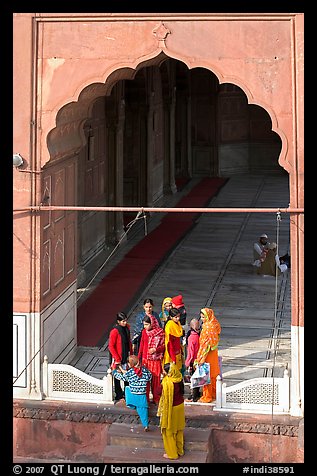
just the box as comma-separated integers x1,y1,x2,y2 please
103,422,210,463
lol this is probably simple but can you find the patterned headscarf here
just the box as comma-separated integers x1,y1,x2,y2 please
161,297,172,323
157,363,183,430
196,308,221,364
146,316,165,360
162,297,172,314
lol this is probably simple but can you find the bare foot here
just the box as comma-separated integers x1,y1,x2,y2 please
144,426,149,432
114,398,126,406
163,454,178,460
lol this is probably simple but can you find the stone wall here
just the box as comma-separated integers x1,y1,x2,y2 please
13,399,303,463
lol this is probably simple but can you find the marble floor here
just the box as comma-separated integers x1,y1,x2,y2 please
70,173,291,393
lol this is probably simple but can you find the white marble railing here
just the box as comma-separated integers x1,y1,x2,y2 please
42,355,290,413
214,368,290,414
42,355,114,404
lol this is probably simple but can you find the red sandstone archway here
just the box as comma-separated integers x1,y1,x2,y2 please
45,52,288,175
41,54,287,319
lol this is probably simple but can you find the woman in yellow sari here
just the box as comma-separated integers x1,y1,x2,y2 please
157,363,185,460
195,307,221,403
162,308,184,372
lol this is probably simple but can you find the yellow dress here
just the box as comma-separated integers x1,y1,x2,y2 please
162,319,184,372
157,364,185,459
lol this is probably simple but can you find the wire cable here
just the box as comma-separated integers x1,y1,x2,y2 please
269,211,282,463
13,210,145,385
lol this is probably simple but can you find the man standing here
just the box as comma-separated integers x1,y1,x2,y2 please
253,233,270,267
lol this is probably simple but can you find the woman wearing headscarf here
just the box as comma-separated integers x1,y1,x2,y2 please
162,308,184,373
157,363,185,460
132,298,162,354
195,307,221,403
138,315,165,404
108,312,133,402
159,297,173,328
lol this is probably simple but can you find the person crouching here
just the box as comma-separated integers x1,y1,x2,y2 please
112,355,152,431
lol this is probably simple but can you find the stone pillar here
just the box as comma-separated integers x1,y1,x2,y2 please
114,93,126,242
169,85,177,194
147,90,154,206
290,173,304,417
13,167,43,400
187,93,192,178
163,99,170,195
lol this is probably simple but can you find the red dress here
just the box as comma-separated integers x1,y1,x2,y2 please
138,318,165,404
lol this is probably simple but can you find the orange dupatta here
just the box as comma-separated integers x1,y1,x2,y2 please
196,307,221,364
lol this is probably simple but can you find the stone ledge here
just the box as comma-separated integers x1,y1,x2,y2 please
13,398,301,437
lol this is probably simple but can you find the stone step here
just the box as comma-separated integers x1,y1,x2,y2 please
103,422,209,463
108,422,210,450
102,445,208,463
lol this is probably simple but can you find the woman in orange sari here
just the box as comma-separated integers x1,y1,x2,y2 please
195,307,221,403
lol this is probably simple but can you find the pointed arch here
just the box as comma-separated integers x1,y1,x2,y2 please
45,48,287,172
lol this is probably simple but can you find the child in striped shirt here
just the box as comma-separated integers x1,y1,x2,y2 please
112,355,152,431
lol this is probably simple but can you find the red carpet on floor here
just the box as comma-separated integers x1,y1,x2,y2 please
77,177,227,346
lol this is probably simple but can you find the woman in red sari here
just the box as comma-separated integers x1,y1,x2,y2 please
138,315,165,404
195,307,221,403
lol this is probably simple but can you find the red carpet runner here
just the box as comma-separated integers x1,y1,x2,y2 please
77,177,227,346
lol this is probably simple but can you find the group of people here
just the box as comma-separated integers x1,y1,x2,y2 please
108,297,222,460
252,233,290,277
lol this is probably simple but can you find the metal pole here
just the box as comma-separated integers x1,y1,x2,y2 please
13,205,304,213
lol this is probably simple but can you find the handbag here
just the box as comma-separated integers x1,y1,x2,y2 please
190,362,210,388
